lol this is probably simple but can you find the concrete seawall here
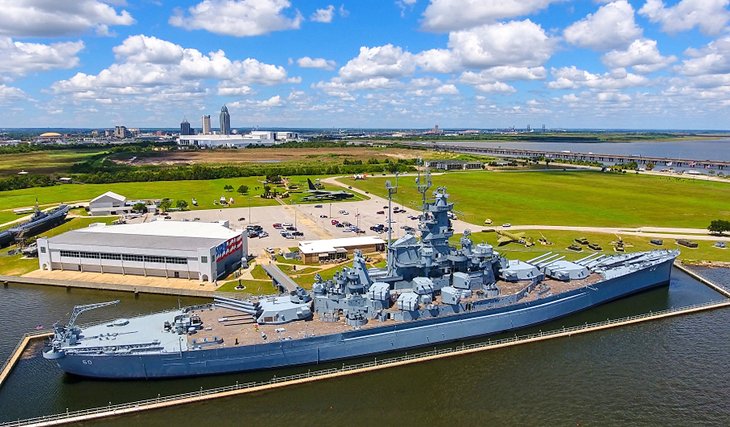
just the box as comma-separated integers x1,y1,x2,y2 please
0,275,214,298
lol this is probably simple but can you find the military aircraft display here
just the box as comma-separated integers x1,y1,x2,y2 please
302,178,355,201
496,229,534,247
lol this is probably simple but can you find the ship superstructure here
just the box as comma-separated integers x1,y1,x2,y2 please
44,182,678,379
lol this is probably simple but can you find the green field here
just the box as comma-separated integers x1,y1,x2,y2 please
0,216,116,275
0,177,282,221
0,148,108,176
450,230,730,263
340,171,730,229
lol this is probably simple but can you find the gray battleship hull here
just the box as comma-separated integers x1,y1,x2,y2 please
51,257,674,379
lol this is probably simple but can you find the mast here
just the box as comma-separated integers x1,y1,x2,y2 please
385,172,399,276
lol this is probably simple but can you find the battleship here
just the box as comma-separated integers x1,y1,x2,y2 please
44,178,678,379
0,204,69,248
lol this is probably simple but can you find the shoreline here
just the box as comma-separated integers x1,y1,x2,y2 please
680,260,730,268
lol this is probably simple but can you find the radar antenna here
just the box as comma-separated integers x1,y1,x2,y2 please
67,300,120,329
385,172,399,276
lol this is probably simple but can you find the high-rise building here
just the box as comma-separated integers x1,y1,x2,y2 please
114,126,129,139
202,115,211,135
219,105,231,135
180,119,191,135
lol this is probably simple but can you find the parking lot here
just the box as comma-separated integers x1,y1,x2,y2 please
130,188,473,257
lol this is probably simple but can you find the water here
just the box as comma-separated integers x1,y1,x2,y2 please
0,268,728,425
432,139,730,162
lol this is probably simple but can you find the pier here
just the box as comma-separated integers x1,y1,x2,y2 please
674,262,730,298
410,142,730,171
0,331,52,389
0,275,214,298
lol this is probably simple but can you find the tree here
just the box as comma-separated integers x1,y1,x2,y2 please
224,184,233,192
237,184,249,195
646,162,655,171
263,184,272,197
175,199,188,210
132,202,146,213
159,199,172,212
708,219,730,235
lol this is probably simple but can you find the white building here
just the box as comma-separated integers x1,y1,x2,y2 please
37,221,247,283
299,236,386,263
275,131,301,142
89,191,132,216
177,134,281,148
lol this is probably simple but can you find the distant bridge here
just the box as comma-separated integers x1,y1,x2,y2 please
406,142,729,171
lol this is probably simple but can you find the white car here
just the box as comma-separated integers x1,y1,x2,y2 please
502,223,511,228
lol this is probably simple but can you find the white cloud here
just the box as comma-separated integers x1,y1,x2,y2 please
170,0,302,37
434,84,459,95
52,35,297,104
338,44,416,81
548,66,648,90
422,0,558,32
448,20,555,68
297,56,336,70
311,5,335,23
0,84,25,103
597,92,631,102
680,37,730,76
602,39,676,73
259,95,282,107
639,0,730,35
414,49,460,73
113,35,183,64
0,0,134,37
217,86,253,96
0,37,84,79
564,1,642,50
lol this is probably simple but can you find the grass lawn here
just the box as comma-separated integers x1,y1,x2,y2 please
0,216,116,275
283,175,368,205
0,177,280,215
250,265,270,280
291,262,347,288
277,264,319,275
340,170,730,229
450,230,730,263
216,279,278,295
0,148,106,176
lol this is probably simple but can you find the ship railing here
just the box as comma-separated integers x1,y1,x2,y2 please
2,299,728,427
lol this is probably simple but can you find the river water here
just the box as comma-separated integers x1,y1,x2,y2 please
0,268,728,425
431,139,730,162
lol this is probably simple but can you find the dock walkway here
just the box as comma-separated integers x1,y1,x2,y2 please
261,264,298,292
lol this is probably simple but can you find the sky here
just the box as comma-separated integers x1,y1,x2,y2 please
1,0,729,130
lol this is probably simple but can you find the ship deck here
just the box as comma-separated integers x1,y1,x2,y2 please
187,273,601,349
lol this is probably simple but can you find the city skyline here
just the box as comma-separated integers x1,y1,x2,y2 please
0,1,729,130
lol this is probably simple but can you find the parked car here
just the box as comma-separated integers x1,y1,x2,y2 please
286,226,297,231
272,223,282,229
320,214,328,218
331,219,339,225
238,217,246,221
292,231,304,237
502,223,512,228
376,210,385,215
259,232,269,238
314,204,323,208
335,223,345,228
282,223,293,227
265,247,275,254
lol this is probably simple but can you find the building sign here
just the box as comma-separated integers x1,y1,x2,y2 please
215,235,243,262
